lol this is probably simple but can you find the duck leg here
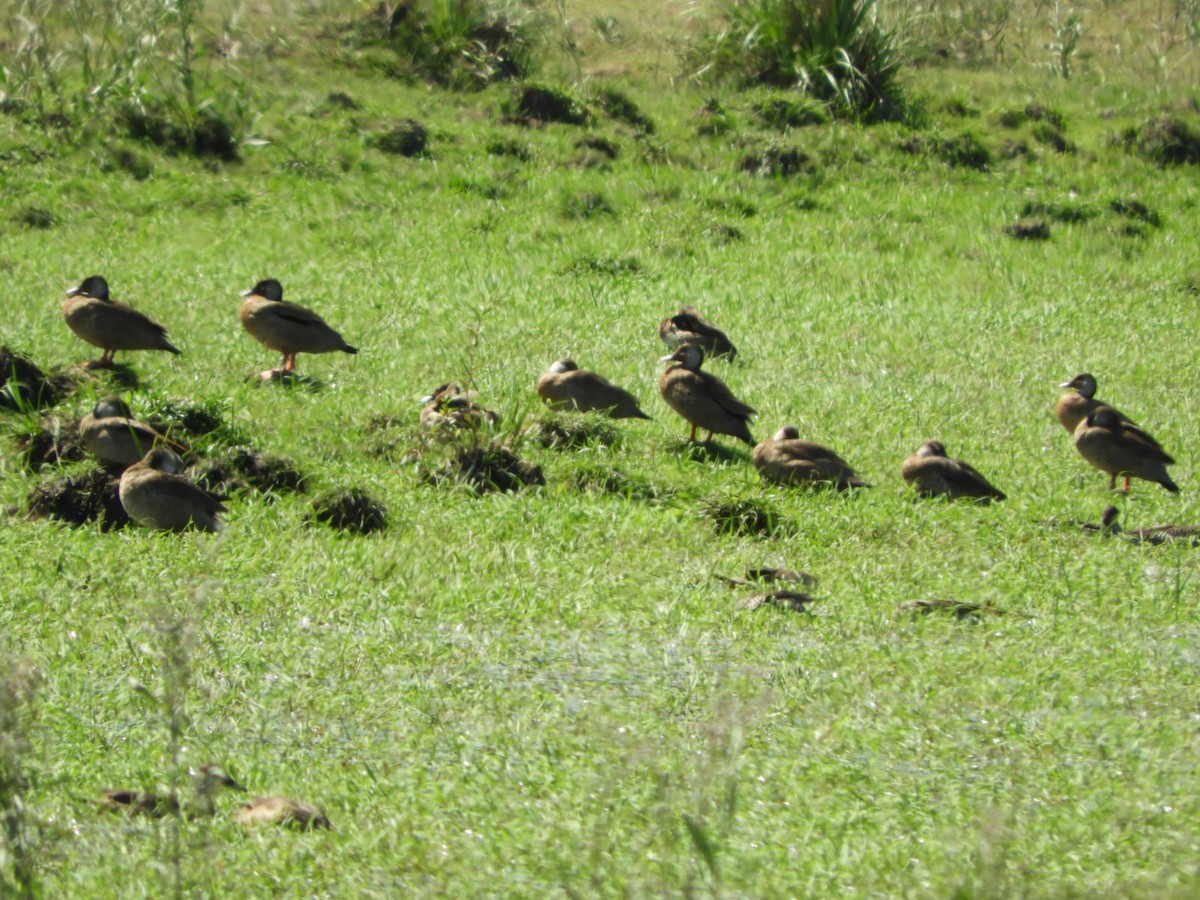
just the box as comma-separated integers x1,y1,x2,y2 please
703,430,714,443
1109,473,1117,491
689,423,698,442
282,353,297,373
85,349,116,369
1123,475,1132,493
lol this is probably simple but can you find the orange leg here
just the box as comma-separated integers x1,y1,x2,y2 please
1109,474,1117,491
688,423,698,442
703,430,714,442
1124,476,1132,493
282,354,297,373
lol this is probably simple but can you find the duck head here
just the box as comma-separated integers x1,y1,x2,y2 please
93,396,134,419
772,425,801,441
189,763,248,794
547,359,579,374
141,446,186,474
67,275,111,300
241,279,284,302
1059,373,1097,398
661,343,704,371
917,440,948,458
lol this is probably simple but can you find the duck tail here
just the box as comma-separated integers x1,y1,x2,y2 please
342,344,359,355
1161,476,1181,494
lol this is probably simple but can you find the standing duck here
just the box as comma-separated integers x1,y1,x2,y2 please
419,383,500,435
79,396,186,468
63,275,180,367
1055,373,1157,442
98,764,246,818
239,279,357,380
659,343,755,444
537,359,651,419
658,305,737,360
235,795,333,831
901,440,1006,501
119,447,227,531
1073,405,1178,493
752,425,869,490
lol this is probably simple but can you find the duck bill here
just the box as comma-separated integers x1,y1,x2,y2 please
239,288,254,298
659,354,677,363
66,285,83,297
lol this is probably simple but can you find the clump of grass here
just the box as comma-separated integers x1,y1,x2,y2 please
696,98,735,136
700,196,757,218
10,415,85,473
308,488,389,534
425,443,544,494
568,464,672,502
693,0,906,122
576,135,619,159
27,467,130,530
102,147,154,181
1109,198,1160,227
191,447,308,497
561,191,614,219
1032,121,1075,153
899,599,1002,621
701,497,790,537
142,396,249,446
595,87,654,133
1020,200,1094,223
509,85,589,125
117,97,241,162
372,0,539,90
559,255,643,278
899,132,991,170
1116,118,1200,167
752,95,828,129
0,347,72,412
739,144,811,177
531,412,619,449
0,656,41,900
705,223,745,244
1005,218,1051,240
14,207,55,230
373,119,428,156
486,138,530,160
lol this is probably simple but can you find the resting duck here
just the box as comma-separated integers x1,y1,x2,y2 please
79,396,186,468
63,275,180,367
419,383,500,435
234,795,333,831
98,764,246,818
536,359,650,419
1073,406,1178,493
119,447,227,531
239,278,357,380
658,305,737,360
659,344,755,444
901,440,1006,501
1097,505,1199,544
752,425,868,490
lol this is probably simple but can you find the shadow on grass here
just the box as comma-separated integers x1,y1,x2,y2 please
246,371,327,391
669,439,751,464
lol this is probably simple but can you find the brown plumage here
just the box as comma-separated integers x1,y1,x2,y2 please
63,275,180,367
718,567,818,589
901,440,1006,501
537,359,651,419
79,396,186,469
752,425,869,490
738,590,818,612
234,795,333,831
659,344,755,444
1055,374,1162,450
419,383,500,435
1098,505,1200,544
239,278,357,379
658,305,737,360
118,447,227,531
98,764,246,818
1072,406,1178,493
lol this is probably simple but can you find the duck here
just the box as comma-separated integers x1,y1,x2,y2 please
1096,505,1200,544
98,764,246,818
536,359,651,419
118,447,227,531
1055,374,1161,448
718,567,819,589
234,795,333,831
79,396,186,468
752,425,869,490
658,305,737,360
659,343,755,444
63,275,180,368
901,440,1006,501
239,278,357,380
1072,406,1178,493
419,383,500,435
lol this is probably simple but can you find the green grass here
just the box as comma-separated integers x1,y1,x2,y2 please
2,1,1200,895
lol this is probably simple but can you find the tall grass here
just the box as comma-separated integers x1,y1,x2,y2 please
694,0,906,121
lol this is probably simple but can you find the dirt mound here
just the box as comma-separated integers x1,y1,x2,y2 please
427,445,544,495
307,489,388,534
12,416,86,472
191,446,307,497
27,467,130,530
0,346,73,411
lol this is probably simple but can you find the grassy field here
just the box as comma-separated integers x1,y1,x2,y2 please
2,0,1200,895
